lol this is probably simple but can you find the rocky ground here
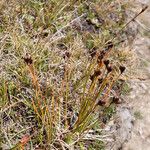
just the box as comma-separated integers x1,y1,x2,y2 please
108,0,150,150
123,0,150,149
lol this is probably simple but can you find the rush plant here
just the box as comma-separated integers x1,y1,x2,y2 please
13,43,126,149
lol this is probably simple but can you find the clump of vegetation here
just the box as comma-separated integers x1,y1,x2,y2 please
134,111,143,120
0,0,145,149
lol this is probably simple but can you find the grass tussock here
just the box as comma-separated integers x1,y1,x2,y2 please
0,0,140,149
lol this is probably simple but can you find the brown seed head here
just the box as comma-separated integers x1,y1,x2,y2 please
107,66,112,73
23,53,33,65
103,60,109,67
90,70,101,81
97,100,106,106
94,70,102,77
112,97,121,104
119,66,126,74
